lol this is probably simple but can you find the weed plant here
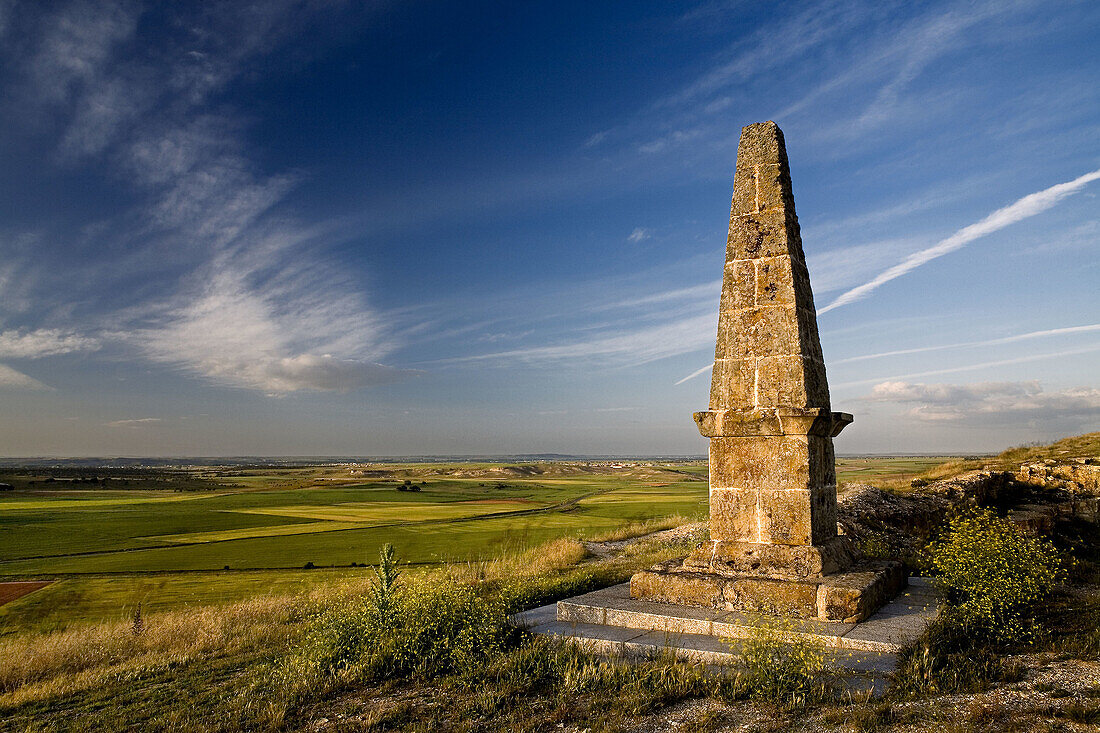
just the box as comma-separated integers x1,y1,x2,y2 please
724,615,832,706
889,616,1025,698
890,509,1069,698
928,508,1067,641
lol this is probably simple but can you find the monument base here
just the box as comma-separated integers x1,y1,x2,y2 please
683,535,859,578
630,556,905,624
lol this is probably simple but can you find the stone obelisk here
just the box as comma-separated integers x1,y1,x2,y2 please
631,121,904,623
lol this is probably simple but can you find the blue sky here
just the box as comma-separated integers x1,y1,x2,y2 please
0,0,1098,457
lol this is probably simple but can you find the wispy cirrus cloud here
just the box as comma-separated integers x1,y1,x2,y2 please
0,363,50,390
131,226,414,393
5,1,411,395
105,417,162,428
454,312,716,367
0,329,100,358
834,324,1100,365
834,344,1100,389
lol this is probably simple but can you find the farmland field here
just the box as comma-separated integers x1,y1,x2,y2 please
0,456,950,633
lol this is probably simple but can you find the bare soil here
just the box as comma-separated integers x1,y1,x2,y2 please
0,581,51,607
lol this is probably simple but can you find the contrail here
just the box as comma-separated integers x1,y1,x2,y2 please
674,362,714,385
819,168,1100,314
833,324,1100,364
832,344,1100,389
677,324,1100,385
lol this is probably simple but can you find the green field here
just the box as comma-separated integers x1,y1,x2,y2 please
0,457,946,633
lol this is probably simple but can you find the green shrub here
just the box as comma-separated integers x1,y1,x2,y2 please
284,566,517,693
929,508,1066,640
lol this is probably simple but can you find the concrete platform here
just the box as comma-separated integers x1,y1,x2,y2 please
512,579,938,678
554,579,938,653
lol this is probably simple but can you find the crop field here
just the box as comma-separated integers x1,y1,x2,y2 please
0,457,946,633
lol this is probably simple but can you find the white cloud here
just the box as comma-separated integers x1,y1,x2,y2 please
674,362,713,386
453,312,716,368
105,417,162,428
820,168,1100,313
0,363,49,390
133,235,412,393
834,324,1100,365
28,0,139,106
834,344,1100,389
865,380,1100,425
628,227,650,243
8,2,412,395
805,238,920,294
0,329,100,358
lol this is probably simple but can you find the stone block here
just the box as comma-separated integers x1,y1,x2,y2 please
709,487,759,542
631,559,907,623
732,305,799,358
731,165,757,215
727,210,799,260
755,355,825,408
818,563,907,623
810,436,838,488
727,577,819,617
630,566,723,607
795,307,825,362
722,259,756,310
792,262,817,312
709,435,812,492
754,256,796,307
737,121,787,167
759,489,815,545
694,409,785,438
708,357,755,408
810,484,838,545
685,536,856,579
753,163,795,212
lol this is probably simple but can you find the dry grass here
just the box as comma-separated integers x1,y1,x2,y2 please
0,594,308,707
456,537,589,585
0,520,706,724
908,432,1100,483
588,514,691,543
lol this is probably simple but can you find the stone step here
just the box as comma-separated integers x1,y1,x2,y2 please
552,580,939,653
513,601,898,678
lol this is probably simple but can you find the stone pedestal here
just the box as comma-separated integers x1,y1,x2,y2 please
630,121,904,623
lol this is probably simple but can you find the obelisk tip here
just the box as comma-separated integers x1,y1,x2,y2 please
737,121,787,167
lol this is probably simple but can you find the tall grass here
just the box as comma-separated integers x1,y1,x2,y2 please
587,514,696,543
0,595,305,707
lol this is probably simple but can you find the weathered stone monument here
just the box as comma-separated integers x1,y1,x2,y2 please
631,121,904,623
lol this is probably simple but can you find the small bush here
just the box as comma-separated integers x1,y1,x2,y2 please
283,548,517,694
1059,700,1100,725
929,508,1066,640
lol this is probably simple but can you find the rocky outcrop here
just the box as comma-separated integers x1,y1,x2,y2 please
1016,458,1100,493
838,467,1098,567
